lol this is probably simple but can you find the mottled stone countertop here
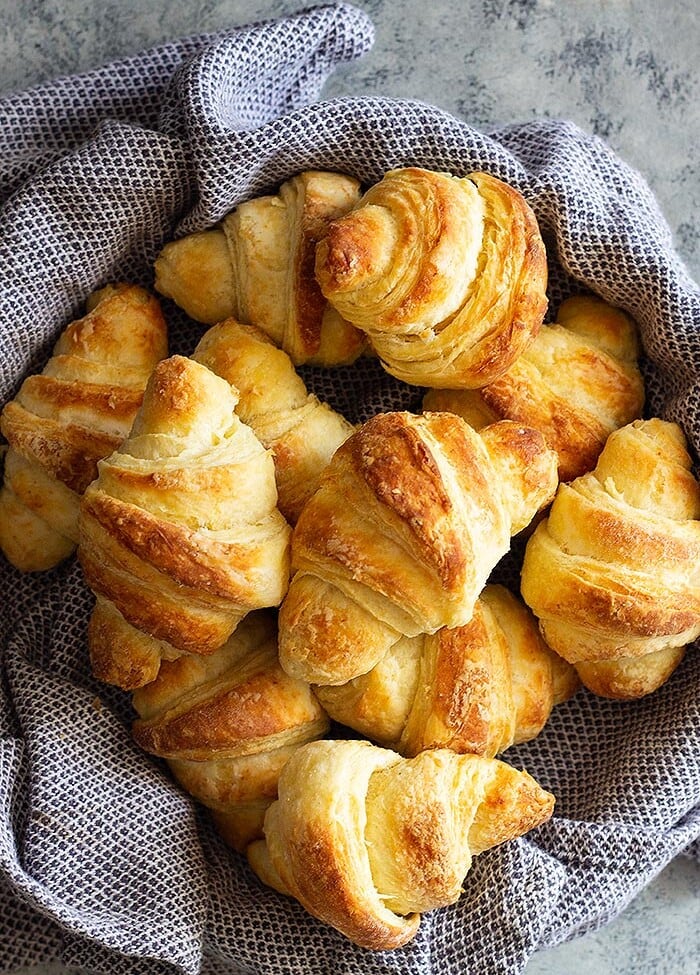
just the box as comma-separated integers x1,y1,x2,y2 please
1,1,699,974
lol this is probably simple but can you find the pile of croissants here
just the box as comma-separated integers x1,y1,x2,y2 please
2,166,700,951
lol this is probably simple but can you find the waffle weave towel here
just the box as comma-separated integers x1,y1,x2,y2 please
1,4,699,974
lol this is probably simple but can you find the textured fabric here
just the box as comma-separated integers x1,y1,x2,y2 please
1,3,699,974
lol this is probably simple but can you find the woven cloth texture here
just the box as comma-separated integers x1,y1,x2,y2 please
1,4,699,974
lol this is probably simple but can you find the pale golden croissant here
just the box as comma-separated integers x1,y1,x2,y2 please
191,319,354,523
0,284,167,572
132,612,329,852
78,355,291,689
154,170,366,366
247,740,554,950
278,411,558,686
521,418,700,698
424,294,645,482
315,584,579,757
314,166,548,388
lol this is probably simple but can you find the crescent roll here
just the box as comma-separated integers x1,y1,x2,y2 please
132,612,329,852
192,319,354,523
247,740,554,950
155,170,365,366
315,584,578,757
278,411,558,686
0,284,167,571
314,167,547,387
424,295,645,481
78,355,291,689
521,418,700,698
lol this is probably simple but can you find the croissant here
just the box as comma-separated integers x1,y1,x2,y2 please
192,319,354,523
132,612,329,851
278,411,558,686
0,284,167,571
520,418,700,698
424,294,645,481
247,740,554,949
78,355,291,689
315,584,578,757
155,170,366,366
314,167,547,388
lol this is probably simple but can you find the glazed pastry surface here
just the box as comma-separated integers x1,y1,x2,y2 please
79,355,291,688
424,294,645,481
132,612,329,851
278,411,558,685
247,739,554,950
315,584,578,756
193,319,354,523
155,170,365,366
315,167,547,387
521,418,700,697
0,284,167,571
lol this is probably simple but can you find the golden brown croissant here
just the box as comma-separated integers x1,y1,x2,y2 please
155,170,366,366
247,740,554,949
520,418,700,698
278,411,558,686
315,584,578,757
192,319,354,523
0,284,167,571
424,294,645,481
314,167,547,388
78,355,291,689
132,612,329,851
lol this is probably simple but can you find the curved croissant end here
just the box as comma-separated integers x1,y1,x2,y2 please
0,284,167,572
88,595,184,690
278,411,557,686
521,418,700,698
155,170,366,366
247,740,554,950
315,584,579,757
132,612,329,851
79,355,291,687
192,319,355,523
315,167,547,388
423,294,645,482
153,229,237,327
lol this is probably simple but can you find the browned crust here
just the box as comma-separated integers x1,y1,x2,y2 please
282,824,420,951
2,401,122,494
460,315,644,482
284,172,363,362
582,503,700,566
80,543,238,655
317,168,547,387
540,570,700,641
61,283,168,366
480,374,608,481
133,664,325,759
468,762,555,854
0,284,165,498
19,374,144,421
81,490,262,602
423,619,494,754
468,170,548,375
79,507,244,655
315,168,457,328
349,412,469,588
294,186,336,359
314,218,369,294
479,420,558,522
88,600,165,690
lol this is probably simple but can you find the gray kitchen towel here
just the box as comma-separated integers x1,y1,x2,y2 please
1,3,699,974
